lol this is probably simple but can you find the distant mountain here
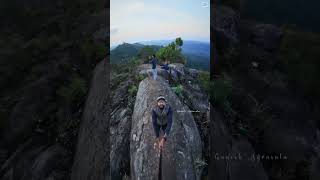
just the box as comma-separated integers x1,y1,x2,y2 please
110,43,143,64
139,40,210,70
139,40,210,55
110,43,161,64
111,40,211,71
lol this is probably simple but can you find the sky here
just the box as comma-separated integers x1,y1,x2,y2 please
110,0,210,46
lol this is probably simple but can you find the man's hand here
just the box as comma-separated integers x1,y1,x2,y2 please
154,137,161,149
159,138,165,150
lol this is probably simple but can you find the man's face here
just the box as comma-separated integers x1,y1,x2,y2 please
157,100,166,108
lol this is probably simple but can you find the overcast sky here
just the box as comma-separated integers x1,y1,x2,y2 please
110,0,210,46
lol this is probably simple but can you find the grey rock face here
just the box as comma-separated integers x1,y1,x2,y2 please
71,60,110,180
0,139,70,180
212,5,240,50
110,79,134,179
130,77,202,180
209,107,268,180
3,77,54,146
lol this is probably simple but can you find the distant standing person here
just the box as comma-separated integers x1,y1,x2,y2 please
149,54,157,80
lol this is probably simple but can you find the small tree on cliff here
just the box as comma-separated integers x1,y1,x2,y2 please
156,37,185,64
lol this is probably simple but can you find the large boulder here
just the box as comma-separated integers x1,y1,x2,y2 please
71,59,110,180
137,64,170,80
130,77,202,180
209,107,269,180
2,77,55,147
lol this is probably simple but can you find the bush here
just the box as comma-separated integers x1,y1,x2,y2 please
135,74,146,82
80,38,106,65
128,85,138,96
198,71,211,92
211,78,232,105
57,76,87,105
172,84,183,96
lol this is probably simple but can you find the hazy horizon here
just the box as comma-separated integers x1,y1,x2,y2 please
110,38,210,47
110,0,210,46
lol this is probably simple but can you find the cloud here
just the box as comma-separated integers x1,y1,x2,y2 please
110,26,119,35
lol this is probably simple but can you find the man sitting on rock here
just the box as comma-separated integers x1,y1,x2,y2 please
152,96,173,150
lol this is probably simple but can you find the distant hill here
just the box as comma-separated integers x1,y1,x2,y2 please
110,43,144,64
139,40,210,71
111,40,210,71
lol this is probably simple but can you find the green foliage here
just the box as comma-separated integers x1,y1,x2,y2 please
156,38,185,64
175,37,183,47
172,84,183,96
279,29,320,100
198,71,211,92
80,38,106,65
135,74,146,82
57,76,87,105
211,78,232,105
194,158,208,170
110,43,144,64
128,85,138,96
138,46,156,62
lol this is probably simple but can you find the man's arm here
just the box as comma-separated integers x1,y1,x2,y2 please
164,106,173,140
152,109,159,138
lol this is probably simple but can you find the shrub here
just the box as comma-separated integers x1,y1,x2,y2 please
57,76,87,105
211,78,232,105
128,85,138,96
135,74,146,82
172,84,183,96
198,71,211,92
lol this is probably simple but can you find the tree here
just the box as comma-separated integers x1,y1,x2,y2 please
156,38,185,64
175,37,183,47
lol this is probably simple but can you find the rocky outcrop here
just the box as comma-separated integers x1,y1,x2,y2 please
110,78,135,179
2,77,55,147
212,5,240,51
71,59,110,180
137,64,170,80
0,137,71,180
209,107,269,180
130,77,202,180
